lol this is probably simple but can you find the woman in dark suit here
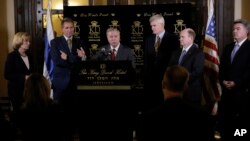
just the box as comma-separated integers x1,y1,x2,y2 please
4,32,33,113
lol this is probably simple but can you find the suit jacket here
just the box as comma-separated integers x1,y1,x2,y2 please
219,39,250,118
144,32,180,82
169,44,204,104
50,36,84,91
4,50,33,110
92,44,135,68
143,32,179,109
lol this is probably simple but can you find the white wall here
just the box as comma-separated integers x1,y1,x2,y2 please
7,0,15,51
234,0,242,20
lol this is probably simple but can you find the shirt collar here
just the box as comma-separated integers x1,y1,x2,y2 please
110,43,120,51
156,30,165,40
64,35,72,41
236,38,247,46
182,44,193,52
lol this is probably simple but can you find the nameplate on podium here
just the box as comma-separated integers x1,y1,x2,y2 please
76,61,134,90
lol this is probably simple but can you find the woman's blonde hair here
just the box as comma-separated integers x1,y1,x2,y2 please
12,32,30,50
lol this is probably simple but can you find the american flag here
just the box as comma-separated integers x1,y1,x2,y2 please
202,0,221,115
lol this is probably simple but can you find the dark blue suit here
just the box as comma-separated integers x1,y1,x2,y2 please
218,39,250,141
50,36,86,139
4,50,33,112
169,44,204,106
50,36,84,103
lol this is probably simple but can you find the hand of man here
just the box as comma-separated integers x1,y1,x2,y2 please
77,47,86,58
60,50,67,60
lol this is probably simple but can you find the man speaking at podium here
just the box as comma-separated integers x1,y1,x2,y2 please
92,27,135,68
89,27,136,140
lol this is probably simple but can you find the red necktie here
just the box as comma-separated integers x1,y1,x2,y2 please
111,49,116,60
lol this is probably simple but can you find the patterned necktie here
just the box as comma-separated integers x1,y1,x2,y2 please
178,50,186,64
154,36,161,52
67,38,72,52
231,43,240,63
111,48,116,60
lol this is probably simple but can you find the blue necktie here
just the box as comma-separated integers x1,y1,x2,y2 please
231,43,240,63
178,50,186,64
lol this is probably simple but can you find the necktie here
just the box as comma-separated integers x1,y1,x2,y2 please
154,36,161,52
111,48,116,60
178,50,186,64
67,38,72,52
231,43,240,63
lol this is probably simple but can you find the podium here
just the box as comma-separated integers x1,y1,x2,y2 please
74,61,136,140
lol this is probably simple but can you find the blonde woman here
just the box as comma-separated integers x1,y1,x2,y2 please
4,32,33,113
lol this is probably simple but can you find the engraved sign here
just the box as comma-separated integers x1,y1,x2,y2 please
76,61,135,90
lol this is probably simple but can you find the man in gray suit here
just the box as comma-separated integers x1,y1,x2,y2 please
93,27,135,68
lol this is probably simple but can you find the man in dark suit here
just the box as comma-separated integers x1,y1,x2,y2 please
137,65,214,141
50,17,87,140
218,19,250,141
50,17,87,104
143,14,180,111
93,27,135,68
169,28,204,107
91,27,135,141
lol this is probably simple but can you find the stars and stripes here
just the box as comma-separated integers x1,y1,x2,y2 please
202,0,222,115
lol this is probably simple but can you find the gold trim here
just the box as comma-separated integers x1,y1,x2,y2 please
77,85,131,90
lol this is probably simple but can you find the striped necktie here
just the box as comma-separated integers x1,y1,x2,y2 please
154,36,161,52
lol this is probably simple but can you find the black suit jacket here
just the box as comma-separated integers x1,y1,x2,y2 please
144,32,180,82
143,32,179,108
169,44,204,104
4,50,33,110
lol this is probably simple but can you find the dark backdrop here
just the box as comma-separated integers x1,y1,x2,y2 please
64,3,195,90
63,4,196,139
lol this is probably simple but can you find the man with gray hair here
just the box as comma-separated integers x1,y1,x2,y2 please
218,19,250,141
143,14,180,111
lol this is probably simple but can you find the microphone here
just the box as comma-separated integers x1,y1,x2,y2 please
100,48,110,60
101,47,106,53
